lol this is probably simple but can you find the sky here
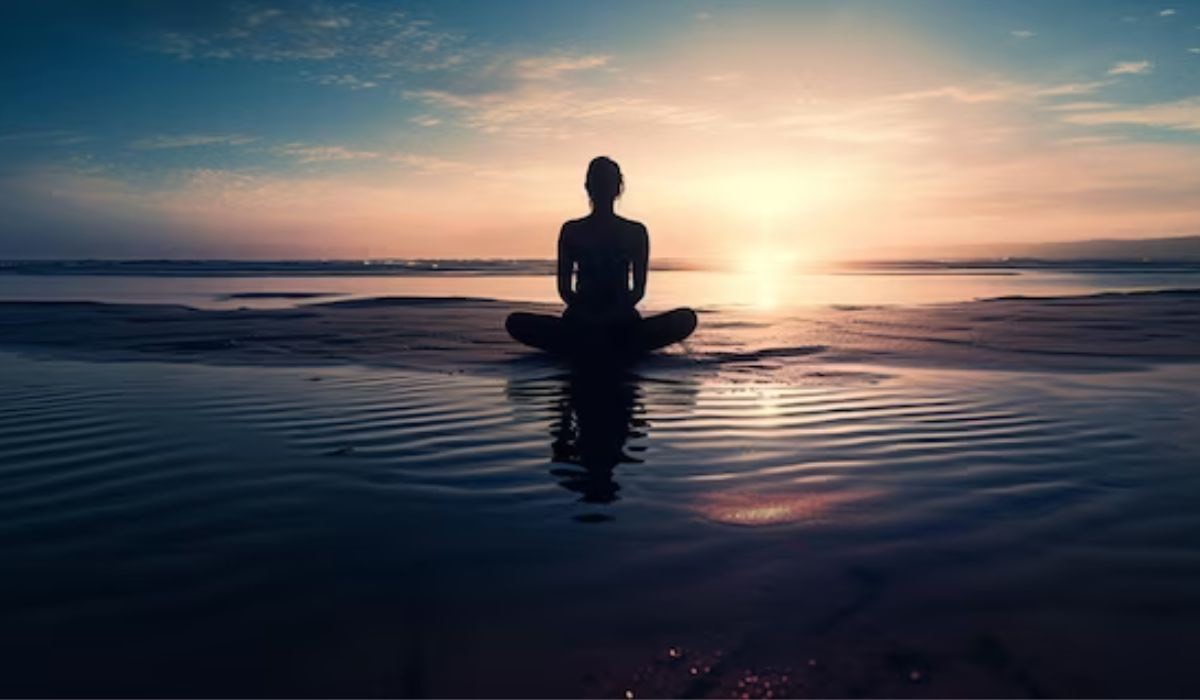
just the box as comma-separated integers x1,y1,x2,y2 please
0,0,1198,260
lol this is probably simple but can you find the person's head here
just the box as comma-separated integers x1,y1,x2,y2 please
585,156,623,208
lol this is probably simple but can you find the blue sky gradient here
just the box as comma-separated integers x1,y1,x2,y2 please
1,0,1198,258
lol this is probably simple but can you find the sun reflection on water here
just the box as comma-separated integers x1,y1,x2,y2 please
696,490,870,527
736,249,803,310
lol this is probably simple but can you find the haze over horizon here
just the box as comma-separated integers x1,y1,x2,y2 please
2,0,1199,262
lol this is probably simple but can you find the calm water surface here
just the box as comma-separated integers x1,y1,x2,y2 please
2,352,1199,696
2,267,1198,309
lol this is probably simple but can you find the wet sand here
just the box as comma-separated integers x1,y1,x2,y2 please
1,290,1199,697
1,289,1197,376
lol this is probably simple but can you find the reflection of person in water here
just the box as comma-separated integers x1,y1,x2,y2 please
549,371,645,505
505,157,697,360
505,372,699,515
503,371,646,509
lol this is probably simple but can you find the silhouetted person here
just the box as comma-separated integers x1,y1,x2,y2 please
506,156,697,362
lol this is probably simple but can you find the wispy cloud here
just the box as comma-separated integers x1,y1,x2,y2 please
273,143,464,172
310,73,378,90
1033,80,1113,96
1057,135,1119,146
388,153,464,172
151,3,466,73
130,133,257,150
1045,101,1117,112
511,54,610,80
308,15,351,30
0,129,89,146
407,87,722,137
889,79,1107,104
1107,60,1153,75
1160,8,1177,16
148,2,613,98
1061,97,1200,131
890,85,1022,103
274,143,380,162
1188,48,1200,54
1011,29,1035,39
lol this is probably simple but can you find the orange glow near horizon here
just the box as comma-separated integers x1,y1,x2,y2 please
5,4,1199,260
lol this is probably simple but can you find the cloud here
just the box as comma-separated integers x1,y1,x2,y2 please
407,87,722,136
0,157,542,258
1011,29,1035,38
1045,101,1117,112
147,2,613,100
150,3,466,72
245,8,283,28
1033,80,1112,96
311,73,378,89
308,16,352,30
889,79,1107,104
0,129,89,146
1188,48,1200,54
130,133,257,150
409,115,442,127
272,143,463,172
1057,135,1119,146
1160,8,1177,16
695,12,712,21
889,85,1020,103
401,67,1118,149
1061,97,1200,131
387,153,464,171
273,144,380,162
512,54,610,80
1107,60,1153,75
891,141,1200,239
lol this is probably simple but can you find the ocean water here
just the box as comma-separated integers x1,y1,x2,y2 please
1,353,1199,696
2,261,1200,696
1,258,1198,309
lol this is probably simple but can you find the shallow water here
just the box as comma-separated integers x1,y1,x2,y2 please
1,265,1198,310
3,351,1199,696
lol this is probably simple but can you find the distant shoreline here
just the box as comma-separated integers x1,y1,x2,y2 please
2,257,1200,278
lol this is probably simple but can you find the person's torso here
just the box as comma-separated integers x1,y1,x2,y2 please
564,216,640,310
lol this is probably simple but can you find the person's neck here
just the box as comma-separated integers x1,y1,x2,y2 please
591,202,616,217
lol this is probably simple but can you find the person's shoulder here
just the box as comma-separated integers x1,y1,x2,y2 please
559,217,587,240
617,215,648,244
615,215,648,234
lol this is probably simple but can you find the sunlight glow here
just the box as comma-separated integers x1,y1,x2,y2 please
696,490,872,527
709,166,848,224
736,247,803,309
5,2,1199,259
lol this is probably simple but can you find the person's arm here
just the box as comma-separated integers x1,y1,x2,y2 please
556,224,577,306
629,224,649,306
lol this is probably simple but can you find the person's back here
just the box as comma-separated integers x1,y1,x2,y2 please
559,212,647,323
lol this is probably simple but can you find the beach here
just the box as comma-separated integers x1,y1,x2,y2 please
2,271,1199,697
9,0,1200,694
